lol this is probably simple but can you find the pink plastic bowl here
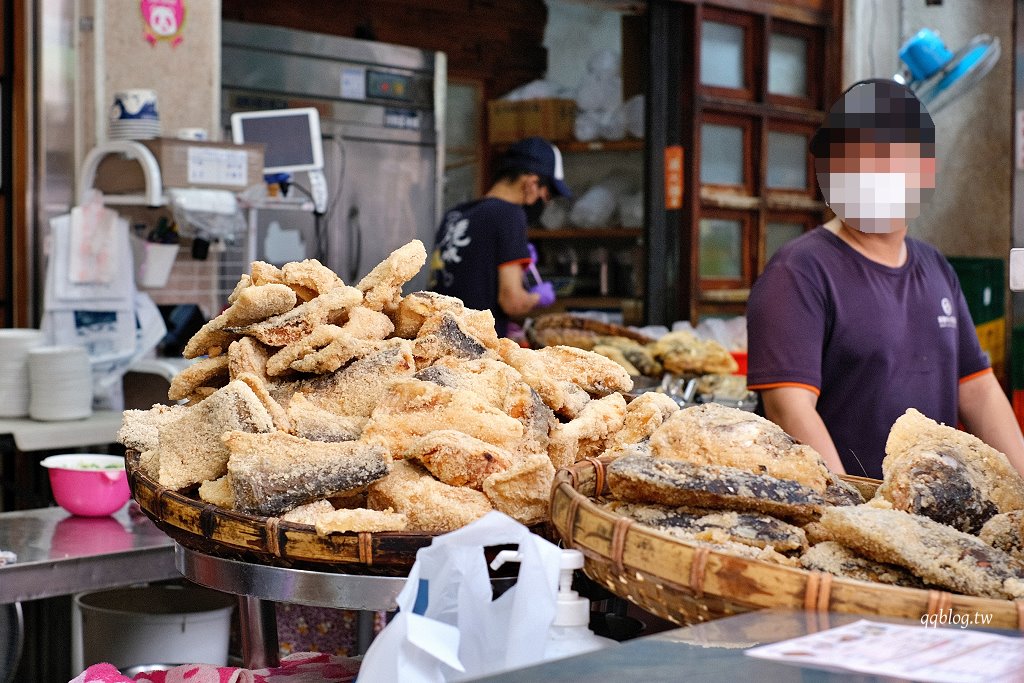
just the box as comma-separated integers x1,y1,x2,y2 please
40,454,130,517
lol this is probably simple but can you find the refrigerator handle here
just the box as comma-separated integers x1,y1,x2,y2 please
347,206,362,283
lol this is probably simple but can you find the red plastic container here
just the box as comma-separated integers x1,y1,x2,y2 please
730,351,748,376
40,454,130,516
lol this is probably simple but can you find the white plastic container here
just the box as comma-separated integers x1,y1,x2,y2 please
72,584,235,672
542,549,617,662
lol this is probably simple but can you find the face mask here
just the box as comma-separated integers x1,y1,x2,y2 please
524,198,546,226
819,172,932,233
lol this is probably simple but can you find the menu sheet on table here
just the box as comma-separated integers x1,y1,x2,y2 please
745,619,1024,682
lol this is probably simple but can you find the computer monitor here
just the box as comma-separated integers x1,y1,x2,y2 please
230,107,325,175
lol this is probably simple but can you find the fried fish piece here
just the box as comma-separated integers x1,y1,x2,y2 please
606,502,808,553
591,344,640,377
361,378,526,457
290,336,393,375
416,357,556,457
824,473,866,507
228,285,363,347
183,283,298,358
607,454,826,524
295,340,416,418
313,507,409,535
482,452,556,526
879,409,1024,534
695,374,749,401
979,510,1024,563
280,499,335,525
548,393,627,470
357,240,428,314
393,291,467,338
198,474,235,509
650,330,738,376
117,403,190,454
367,460,492,533
227,273,253,304
282,258,346,300
610,392,679,448
412,312,494,370
168,355,230,401
405,430,515,489
819,505,1024,599
279,307,398,375
225,430,390,517
343,306,395,340
227,337,273,382
249,261,286,286
286,392,367,442
266,325,346,376
649,403,830,493
234,372,291,432
800,541,926,588
594,336,662,377
155,380,275,490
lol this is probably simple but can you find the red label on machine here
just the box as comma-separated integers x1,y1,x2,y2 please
665,146,683,210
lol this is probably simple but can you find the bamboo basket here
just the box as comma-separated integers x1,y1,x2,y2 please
526,313,655,349
550,455,1024,630
127,449,446,575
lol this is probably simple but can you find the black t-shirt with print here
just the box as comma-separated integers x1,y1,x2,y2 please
428,197,531,337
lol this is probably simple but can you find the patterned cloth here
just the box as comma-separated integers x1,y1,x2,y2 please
276,606,387,657
70,652,360,683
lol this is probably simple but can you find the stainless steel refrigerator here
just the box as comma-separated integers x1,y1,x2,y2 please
221,21,445,291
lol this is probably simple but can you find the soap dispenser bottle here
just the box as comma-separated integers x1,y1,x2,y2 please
542,549,617,662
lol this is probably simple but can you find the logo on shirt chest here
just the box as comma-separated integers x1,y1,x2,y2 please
937,297,957,329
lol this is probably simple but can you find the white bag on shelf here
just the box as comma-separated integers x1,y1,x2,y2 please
539,197,569,230
574,111,602,142
624,94,646,139
618,191,644,228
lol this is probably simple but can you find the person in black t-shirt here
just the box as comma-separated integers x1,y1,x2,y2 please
428,137,572,337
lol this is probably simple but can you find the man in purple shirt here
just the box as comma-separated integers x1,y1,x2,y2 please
747,79,1024,479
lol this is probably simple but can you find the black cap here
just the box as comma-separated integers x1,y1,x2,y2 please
498,136,572,198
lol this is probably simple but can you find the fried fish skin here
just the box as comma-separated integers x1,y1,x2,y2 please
405,430,515,489
367,459,492,533
610,391,679,448
548,393,627,470
357,240,428,313
183,283,298,358
800,541,925,588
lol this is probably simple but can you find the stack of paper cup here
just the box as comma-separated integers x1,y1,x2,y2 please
0,329,45,417
28,346,93,421
109,89,161,141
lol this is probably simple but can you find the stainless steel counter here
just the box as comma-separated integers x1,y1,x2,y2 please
0,504,177,604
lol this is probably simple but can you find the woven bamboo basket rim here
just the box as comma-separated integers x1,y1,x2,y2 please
550,455,1024,630
126,449,452,574
527,313,655,348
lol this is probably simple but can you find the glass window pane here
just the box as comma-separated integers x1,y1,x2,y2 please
446,82,479,149
700,218,743,279
766,221,805,261
767,130,807,189
768,33,808,96
701,21,745,89
701,124,745,185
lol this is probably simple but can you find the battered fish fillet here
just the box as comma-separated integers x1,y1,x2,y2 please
225,430,390,516
405,430,515,489
117,403,190,454
824,473,866,507
649,403,830,493
650,330,738,375
361,378,526,457
393,291,466,338
412,312,494,369
367,460,492,533
482,452,556,525
183,284,298,358
819,504,1024,599
290,335,393,375
154,381,275,490
313,507,409,535
342,306,395,340
227,273,253,304
293,340,416,418
228,285,363,347
286,392,367,442
266,324,346,376
607,454,826,524
800,541,926,588
198,474,235,509
610,392,679,448
548,393,628,470
879,409,1024,534
591,345,639,377
281,258,346,300
979,511,1024,563
801,521,834,546
495,340,592,418
234,372,291,431
605,502,808,552
168,355,230,401
227,337,272,383
357,240,427,314
695,374,749,401
280,499,335,525
593,336,662,377
249,261,285,286
416,357,556,456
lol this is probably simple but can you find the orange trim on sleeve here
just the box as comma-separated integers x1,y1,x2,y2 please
746,381,821,396
958,367,993,384
498,257,532,269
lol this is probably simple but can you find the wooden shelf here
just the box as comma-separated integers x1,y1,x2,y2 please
491,139,644,153
528,227,642,240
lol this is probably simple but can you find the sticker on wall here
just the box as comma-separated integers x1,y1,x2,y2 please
140,0,186,47
665,145,684,210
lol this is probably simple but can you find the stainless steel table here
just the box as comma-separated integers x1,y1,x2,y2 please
175,544,408,669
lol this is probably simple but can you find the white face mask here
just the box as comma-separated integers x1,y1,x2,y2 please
819,172,932,233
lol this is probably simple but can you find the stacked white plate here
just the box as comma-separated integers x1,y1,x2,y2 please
109,119,162,140
0,329,45,417
28,346,93,421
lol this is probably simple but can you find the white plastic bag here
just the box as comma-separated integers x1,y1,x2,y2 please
357,511,563,682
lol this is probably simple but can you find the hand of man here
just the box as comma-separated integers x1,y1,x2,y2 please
530,281,556,307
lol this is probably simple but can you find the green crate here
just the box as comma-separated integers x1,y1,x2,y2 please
947,256,1005,325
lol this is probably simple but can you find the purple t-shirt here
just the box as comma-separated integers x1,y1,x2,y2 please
747,227,990,478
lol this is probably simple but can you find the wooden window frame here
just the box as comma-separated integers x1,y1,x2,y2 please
766,19,823,110
759,210,819,273
764,118,817,196
698,207,752,290
699,111,756,196
698,7,758,102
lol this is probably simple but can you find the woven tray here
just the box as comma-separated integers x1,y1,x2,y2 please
526,313,654,350
127,449,486,575
550,456,1024,630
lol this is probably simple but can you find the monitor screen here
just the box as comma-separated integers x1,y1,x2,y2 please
230,107,324,174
